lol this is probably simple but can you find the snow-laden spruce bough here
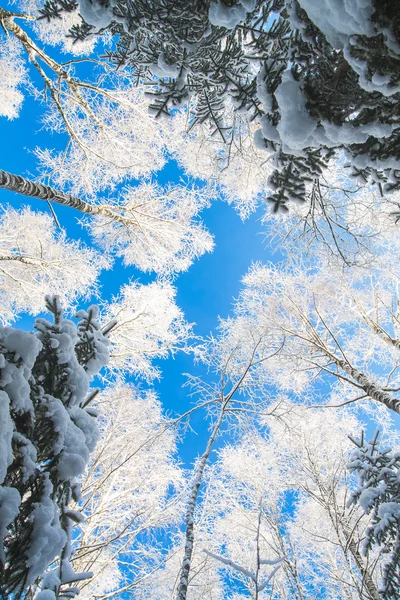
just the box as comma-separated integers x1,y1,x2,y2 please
0,296,110,599
348,432,400,600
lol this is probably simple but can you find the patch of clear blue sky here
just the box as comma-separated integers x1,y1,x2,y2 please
0,71,284,467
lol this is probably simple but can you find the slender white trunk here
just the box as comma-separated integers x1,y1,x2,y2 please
254,502,262,600
176,403,226,600
310,466,381,600
175,346,266,599
341,523,381,600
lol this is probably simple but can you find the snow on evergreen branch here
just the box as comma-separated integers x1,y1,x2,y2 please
348,431,400,599
0,296,110,599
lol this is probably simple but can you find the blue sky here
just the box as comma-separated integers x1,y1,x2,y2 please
0,74,281,467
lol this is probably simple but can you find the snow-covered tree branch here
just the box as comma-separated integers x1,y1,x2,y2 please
0,170,213,276
0,296,110,599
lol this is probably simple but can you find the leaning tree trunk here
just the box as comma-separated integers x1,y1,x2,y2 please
175,347,263,600
0,169,100,215
0,169,132,228
341,522,381,600
336,358,400,414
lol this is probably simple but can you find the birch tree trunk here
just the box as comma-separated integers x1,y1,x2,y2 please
305,462,381,600
0,169,100,215
336,358,400,414
341,523,382,600
0,169,132,227
176,403,226,600
254,502,263,600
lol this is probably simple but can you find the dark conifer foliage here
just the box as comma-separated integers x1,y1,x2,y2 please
348,431,400,600
0,298,109,600
38,0,400,211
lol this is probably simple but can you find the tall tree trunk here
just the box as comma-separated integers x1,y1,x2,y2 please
341,523,381,600
176,403,226,600
309,464,381,600
0,169,100,215
336,358,400,414
254,502,263,600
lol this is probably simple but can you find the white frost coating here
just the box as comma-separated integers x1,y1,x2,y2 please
71,384,184,599
297,0,373,48
170,109,273,219
104,280,192,380
0,207,108,325
0,391,13,483
257,564,282,592
26,475,67,586
0,38,28,120
88,182,213,276
35,86,171,196
209,0,255,29
0,486,20,564
204,549,257,581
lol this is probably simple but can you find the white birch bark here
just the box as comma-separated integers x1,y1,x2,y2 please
0,169,100,215
176,403,226,600
335,357,400,414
